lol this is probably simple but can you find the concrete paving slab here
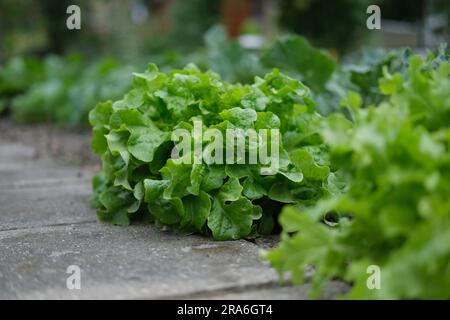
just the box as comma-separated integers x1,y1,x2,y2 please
0,142,37,164
203,282,349,300
0,162,95,189
0,182,96,231
0,223,279,299
0,123,346,300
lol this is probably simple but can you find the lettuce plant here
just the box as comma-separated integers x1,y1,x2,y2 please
89,64,334,240
264,55,450,299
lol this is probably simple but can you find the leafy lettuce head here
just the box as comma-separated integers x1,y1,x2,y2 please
89,64,333,240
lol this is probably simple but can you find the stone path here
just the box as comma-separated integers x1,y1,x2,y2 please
0,123,347,299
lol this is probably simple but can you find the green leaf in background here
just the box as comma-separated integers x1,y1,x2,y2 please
261,35,336,90
6,56,132,127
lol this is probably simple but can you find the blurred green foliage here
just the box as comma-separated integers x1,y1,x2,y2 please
166,0,221,51
1,55,133,126
3,25,448,126
276,0,450,52
276,0,372,52
265,52,450,299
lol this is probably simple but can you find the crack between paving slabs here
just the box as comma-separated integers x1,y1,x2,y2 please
0,220,97,233
139,279,291,300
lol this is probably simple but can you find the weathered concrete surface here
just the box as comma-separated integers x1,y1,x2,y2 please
0,223,279,299
0,182,95,231
0,142,37,163
0,161,94,189
205,282,349,300
0,121,348,300
0,139,96,230
0,120,97,166
0,137,95,188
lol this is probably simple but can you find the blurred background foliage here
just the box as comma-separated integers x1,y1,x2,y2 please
1,0,449,61
0,0,449,125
